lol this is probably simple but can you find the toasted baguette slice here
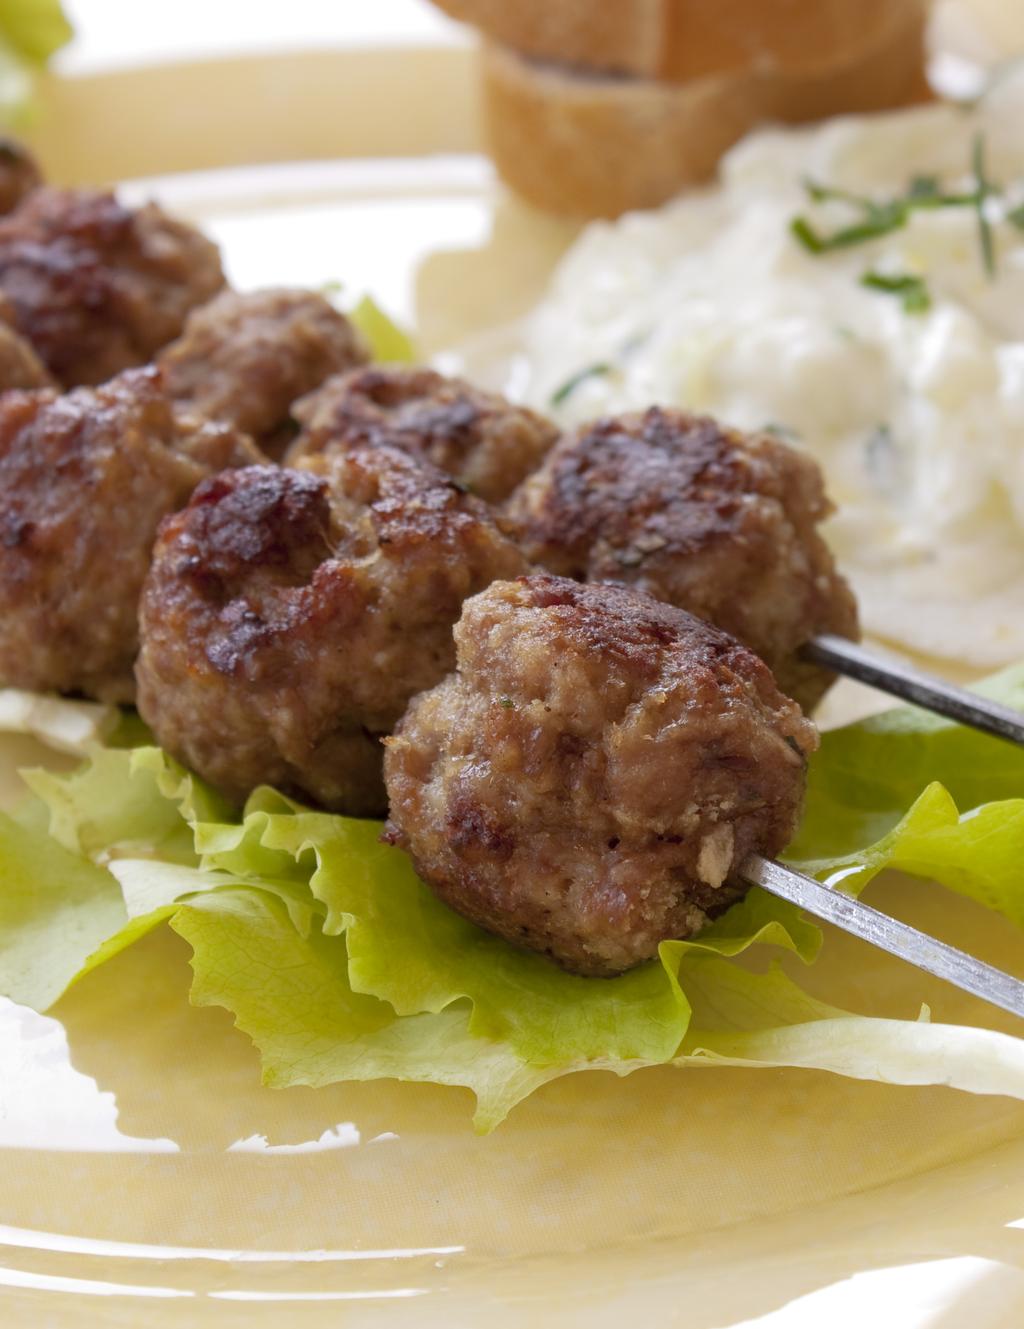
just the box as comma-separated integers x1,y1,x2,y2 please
435,0,928,81
481,1,931,219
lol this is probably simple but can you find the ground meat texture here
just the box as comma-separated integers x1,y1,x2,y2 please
157,288,369,456
0,366,261,702
0,298,53,390
504,408,859,712
0,139,42,215
384,575,817,976
286,365,559,503
0,187,225,387
135,449,530,816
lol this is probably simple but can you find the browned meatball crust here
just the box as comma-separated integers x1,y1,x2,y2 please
505,408,859,712
157,288,369,456
135,449,530,816
0,139,42,216
286,365,559,502
0,366,261,702
0,188,225,386
384,575,817,976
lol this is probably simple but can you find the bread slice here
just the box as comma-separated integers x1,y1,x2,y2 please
480,0,931,219
434,0,928,81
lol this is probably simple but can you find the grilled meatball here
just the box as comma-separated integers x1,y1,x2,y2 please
135,449,530,816
0,366,261,702
0,139,42,216
384,575,817,976
286,365,559,503
0,188,225,386
157,288,369,456
505,408,858,711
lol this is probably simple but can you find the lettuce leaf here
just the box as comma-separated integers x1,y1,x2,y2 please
0,0,72,65
0,688,116,756
260,809,816,1066
348,295,417,363
791,662,1024,858
0,0,71,122
1,669,1024,1130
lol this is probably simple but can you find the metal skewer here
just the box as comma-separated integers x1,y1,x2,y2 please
743,853,1024,1021
804,634,1024,747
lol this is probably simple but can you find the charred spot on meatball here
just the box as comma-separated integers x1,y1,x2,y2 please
135,448,530,817
0,139,42,216
0,366,262,702
157,288,369,456
0,188,225,386
286,365,559,503
504,407,858,712
384,574,818,976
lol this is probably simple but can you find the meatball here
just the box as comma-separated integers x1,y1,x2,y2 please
0,296,53,390
0,366,261,702
0,187,225,386
0,139,42,216
135,449,530,816
286,365,559,503
384,575,817,976
157,288,369,456
505,408,858,711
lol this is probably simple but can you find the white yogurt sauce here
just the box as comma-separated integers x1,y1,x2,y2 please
510,71,1024,666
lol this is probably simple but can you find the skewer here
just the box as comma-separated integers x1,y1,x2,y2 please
743,853,1024,1021
803,634,1024,748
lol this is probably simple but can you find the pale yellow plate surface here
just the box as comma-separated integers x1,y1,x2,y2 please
1,42,1022,1328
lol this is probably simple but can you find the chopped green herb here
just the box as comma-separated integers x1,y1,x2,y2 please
908,174,940,200
791,143,1017,273
498,696,514,709
789,217,826,254
972,132,997,279
860,270,932,314
802,177,875,210
905,175,978,209
790,206,907,254
549,362,613,407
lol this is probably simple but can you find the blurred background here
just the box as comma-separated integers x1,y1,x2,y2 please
9,0,1024,190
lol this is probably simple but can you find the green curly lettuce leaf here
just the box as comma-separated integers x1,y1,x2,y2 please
1,667,1024,1129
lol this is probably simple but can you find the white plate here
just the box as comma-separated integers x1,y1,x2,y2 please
2,44,1022,1329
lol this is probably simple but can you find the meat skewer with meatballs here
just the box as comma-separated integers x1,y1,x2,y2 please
0,134,1011,1002
382,573,1024,1022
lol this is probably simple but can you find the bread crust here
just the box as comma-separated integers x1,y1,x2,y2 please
435,0,929,81
480,0,931,218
